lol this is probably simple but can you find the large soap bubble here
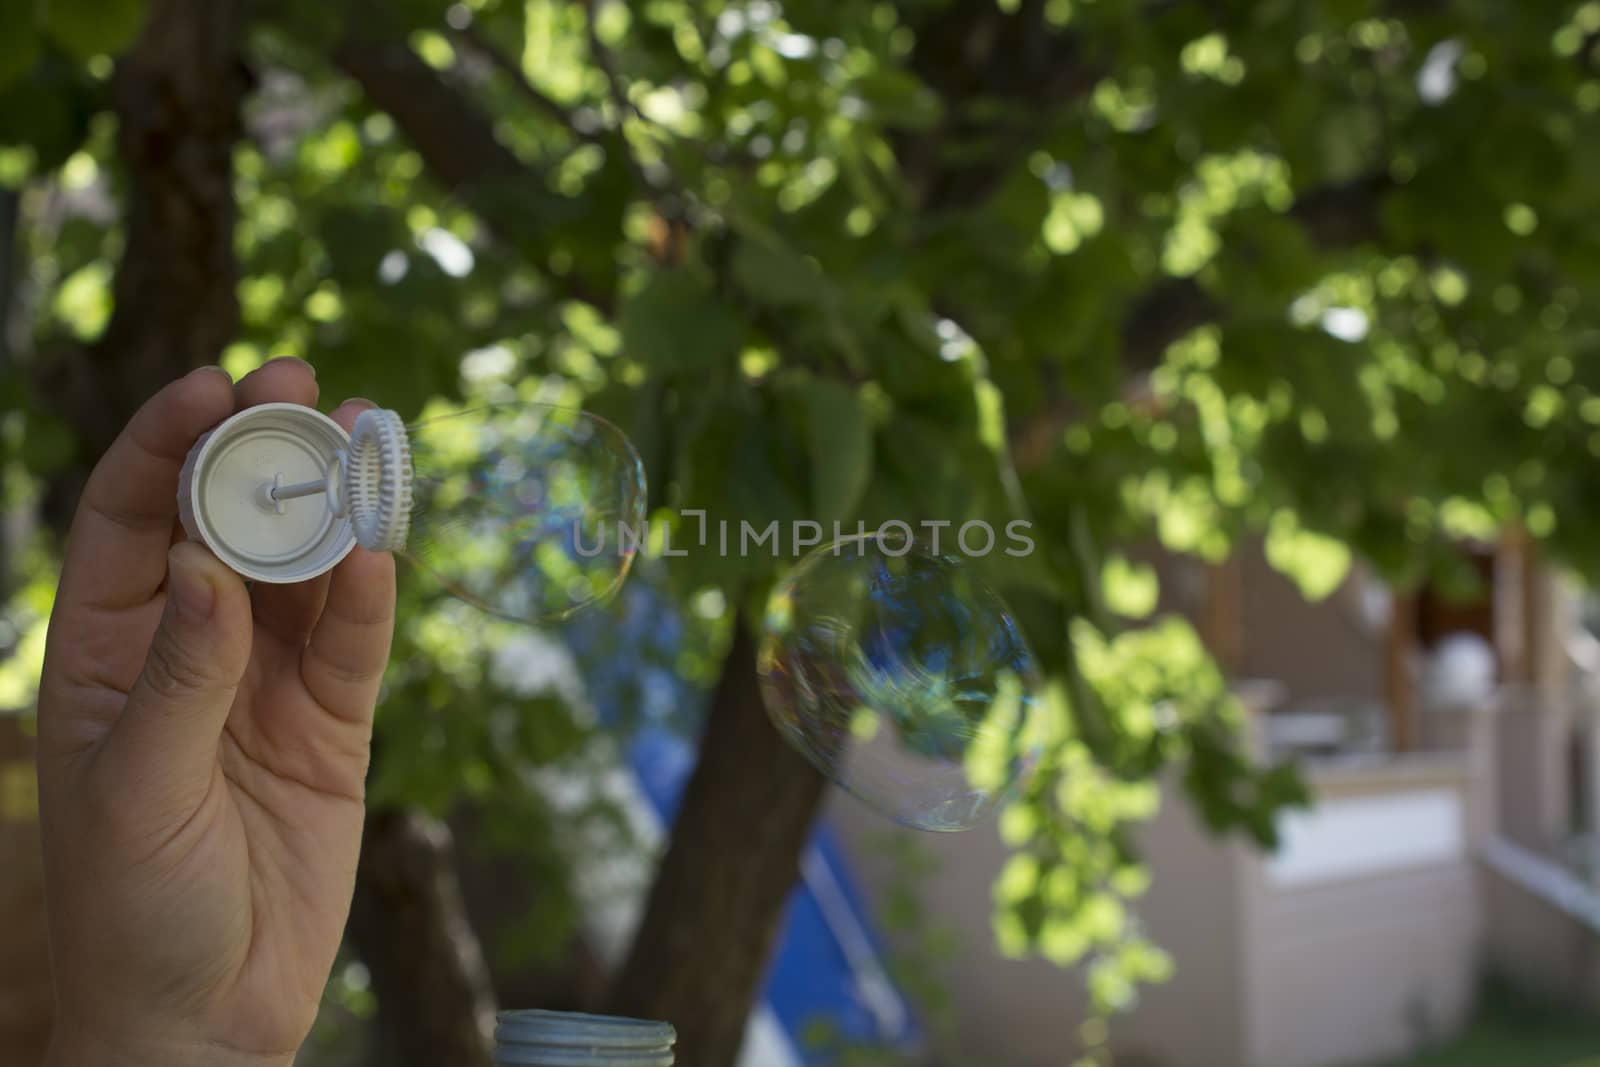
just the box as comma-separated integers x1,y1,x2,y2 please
758,533,1042,831
401,403,646,622
178,400,645,623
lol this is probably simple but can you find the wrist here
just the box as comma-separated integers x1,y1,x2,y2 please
46,1027,297,1067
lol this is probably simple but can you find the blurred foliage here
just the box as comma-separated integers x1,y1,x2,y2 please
301,954,379,1065
7,0,1600,1037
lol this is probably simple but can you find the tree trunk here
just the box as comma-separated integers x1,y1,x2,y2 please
606,620,829,1067
32,0,249,540
333,29,836,1063
37,0,247,470
0,187,18,369
449,803,610,1015
348,808,498,1067
0,185,19,589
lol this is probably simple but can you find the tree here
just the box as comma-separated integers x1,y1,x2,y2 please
6,0,1600,1064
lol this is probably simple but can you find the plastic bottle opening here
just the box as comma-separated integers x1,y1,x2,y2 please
493,1009,676,1067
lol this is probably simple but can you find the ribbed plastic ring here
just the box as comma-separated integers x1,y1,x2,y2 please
344,409,414,552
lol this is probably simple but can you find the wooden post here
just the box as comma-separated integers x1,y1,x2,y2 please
1387,591,1418,752
1494,527,1531,684
1202,553,1244,673
1521,536,1545,693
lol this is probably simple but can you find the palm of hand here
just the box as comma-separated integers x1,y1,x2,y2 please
37,362,394,1066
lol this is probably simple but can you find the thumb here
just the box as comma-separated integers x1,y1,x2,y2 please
110,542,253,788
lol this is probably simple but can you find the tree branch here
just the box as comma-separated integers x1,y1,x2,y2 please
447,22,605,147
334,35,536,195
1291,170,1393,249
899,0,1102,210
581,0,645,132
0,187,18,371
334,32,616,312
349,809,498,1067
1010,171,1394,468
578,0,683,222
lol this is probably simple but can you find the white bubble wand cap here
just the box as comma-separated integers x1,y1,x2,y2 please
178,403,415,583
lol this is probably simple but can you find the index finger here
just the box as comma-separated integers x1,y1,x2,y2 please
57,366,236,614
250,396,373,645
300,397,393,721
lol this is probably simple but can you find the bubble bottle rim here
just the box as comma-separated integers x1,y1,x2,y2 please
493,1009,676,1067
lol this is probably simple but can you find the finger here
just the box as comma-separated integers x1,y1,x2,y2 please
104,542,253,801
252,574,331,648
57,367,235,615
249,396,374,645
302,547,395,723
328,397,377,432
234,356,319,411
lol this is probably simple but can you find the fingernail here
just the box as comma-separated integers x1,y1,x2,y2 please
346,397,377,410
191,365,233,384
270,355,317,379
169,550,216,622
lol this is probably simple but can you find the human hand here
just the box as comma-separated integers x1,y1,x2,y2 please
36,360,395,1066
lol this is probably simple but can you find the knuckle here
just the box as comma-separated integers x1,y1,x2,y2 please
142,634,214,696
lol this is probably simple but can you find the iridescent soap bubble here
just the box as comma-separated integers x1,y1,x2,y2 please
758,534,1042,831
179,399,645,621
402,403,646,621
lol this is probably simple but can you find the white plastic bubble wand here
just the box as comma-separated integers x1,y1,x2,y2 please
177,403,415,584
177,400,648,622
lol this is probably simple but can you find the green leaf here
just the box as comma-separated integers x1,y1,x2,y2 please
0,6,41,91
853,67,942,130
42,0,146,61
731,236,827,307
620,269,743,377
1263,511,1352,601
1102,555,1158,619
0,58,96,168
52,259,112,339
18,411,76,474
803,379,872,523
